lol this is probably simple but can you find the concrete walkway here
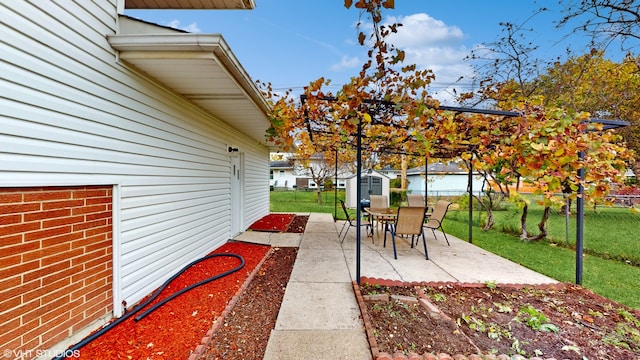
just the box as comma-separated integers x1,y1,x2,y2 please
233,212,557,360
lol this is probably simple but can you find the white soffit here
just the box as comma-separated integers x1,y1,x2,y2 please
108,33,272,146
125,0,255,10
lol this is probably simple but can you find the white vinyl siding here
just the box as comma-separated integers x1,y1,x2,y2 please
1,0,269,306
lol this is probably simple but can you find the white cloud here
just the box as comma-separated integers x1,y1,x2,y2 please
330,55,361,71
385,14,464,47
166,19,201,33
382,13,477,105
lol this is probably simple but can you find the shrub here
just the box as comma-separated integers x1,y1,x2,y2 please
390,189,406,206
389,178,402,188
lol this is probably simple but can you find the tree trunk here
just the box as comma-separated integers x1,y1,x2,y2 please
472,193,495,231
316,188,323,205
520,203,529,239
528,206,551,241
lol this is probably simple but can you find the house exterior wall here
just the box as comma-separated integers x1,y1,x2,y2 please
407,174,485,196
1,0,270,351
0,186,113,355
270,169,297,189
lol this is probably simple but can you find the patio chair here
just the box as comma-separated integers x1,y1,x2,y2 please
368,194,389,233
407,193,425,207
389,206,428,260
369,195,388,210
338,200,371,243
423,200,452,246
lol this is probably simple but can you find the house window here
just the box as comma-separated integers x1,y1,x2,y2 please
270,170,274,179
279,170,285,177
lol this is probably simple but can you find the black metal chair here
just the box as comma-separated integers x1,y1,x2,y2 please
338,200,371,243
423,200,452,246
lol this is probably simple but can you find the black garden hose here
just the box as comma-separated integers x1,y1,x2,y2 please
52,253,245,360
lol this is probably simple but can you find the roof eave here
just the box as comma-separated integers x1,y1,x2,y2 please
108,33,273,146
124,0,256,10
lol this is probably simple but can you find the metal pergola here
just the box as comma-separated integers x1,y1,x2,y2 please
300,95,629,285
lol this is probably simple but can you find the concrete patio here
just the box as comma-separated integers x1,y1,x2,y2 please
235,212,557,285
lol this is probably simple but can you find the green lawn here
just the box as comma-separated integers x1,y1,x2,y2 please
270,190,640,308
445,212,640,308
269,190,343,215
487,205,640,266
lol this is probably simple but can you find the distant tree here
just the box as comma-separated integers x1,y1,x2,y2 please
293,149,354,205
558,0,640,50
536,50,640,177
462,8,557,108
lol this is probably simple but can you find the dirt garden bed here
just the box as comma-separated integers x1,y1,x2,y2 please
355,279,640,360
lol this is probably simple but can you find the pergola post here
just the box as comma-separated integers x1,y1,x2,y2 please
468,161,473,243
334,148,338,221
424,156,428,204
575,119,629,285
355,118,363,284
576,151,585,285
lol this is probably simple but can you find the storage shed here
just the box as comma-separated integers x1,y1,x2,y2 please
344,170,391,208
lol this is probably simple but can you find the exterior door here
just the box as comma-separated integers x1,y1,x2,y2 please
360,175,383,200
230,153,243,236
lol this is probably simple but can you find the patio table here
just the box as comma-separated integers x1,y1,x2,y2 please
364,207,397,245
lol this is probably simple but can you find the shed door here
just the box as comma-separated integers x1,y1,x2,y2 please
360,175,382,200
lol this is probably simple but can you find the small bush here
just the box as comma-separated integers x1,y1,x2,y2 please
389,178,402,188
390,189,406,206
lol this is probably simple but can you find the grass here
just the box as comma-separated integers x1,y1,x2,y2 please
445,212,640,308
488,205,640,266
269,190,343,215
270,190,640,309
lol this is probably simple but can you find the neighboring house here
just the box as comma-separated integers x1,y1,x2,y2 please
308,178,347,189
286,152,350,190
1,0,272,355
378,166,401,179
269,157,347,190
407,162,484,197
270,160,296,189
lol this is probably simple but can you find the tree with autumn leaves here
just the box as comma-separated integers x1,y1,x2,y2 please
536,50,640,178
259,0,634,240
464,17,637,238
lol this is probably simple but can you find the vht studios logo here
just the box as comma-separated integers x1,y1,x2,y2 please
3,349,80,359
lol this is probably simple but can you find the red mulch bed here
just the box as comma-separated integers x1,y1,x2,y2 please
247,213,296,232
78,242,270,359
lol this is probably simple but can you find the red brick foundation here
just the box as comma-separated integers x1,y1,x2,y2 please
0,186,113,357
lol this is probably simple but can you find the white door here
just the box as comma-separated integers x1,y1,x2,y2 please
230,153,243,236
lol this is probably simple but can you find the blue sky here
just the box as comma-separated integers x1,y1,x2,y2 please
125,1,627,104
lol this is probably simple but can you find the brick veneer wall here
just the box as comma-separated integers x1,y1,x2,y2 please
0,186,113,356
